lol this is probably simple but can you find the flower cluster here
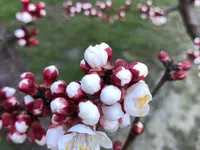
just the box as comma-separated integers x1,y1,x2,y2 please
46,43,152,150
63,0,132,23
137,1,167,26
14,0,46,47
0,43,152,149
158,51,192,80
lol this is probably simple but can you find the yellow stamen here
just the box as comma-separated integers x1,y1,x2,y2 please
101,137,105,142
90,136,94,142
66,145,69,150
139,105,144,110
139,113,143,117
85,148,90,150
138,94,148,105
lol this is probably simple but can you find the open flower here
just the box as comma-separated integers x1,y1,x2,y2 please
58,124,113,150
124,81,152,117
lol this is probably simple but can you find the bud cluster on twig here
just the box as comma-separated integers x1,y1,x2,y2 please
63,0,132,23
137,0,167,26
14,0,46,47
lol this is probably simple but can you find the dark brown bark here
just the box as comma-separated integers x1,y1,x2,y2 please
179,0,200,40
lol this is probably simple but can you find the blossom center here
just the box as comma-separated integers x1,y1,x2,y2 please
137,94,148,105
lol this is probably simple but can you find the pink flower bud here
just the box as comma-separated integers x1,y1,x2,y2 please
18,39,27,46
0,87,16,100
171,71,187,80
78,100,100,126
114,59,128,67
45,89,54,100
179,60,192,71
66,81,84,100
39,9,46,17
14,29,25,38
111,66,132,87
31,28,39,36
132,122,144,135
21,0,30,11
29,38,39,46
20,72,36,81
2,113,14,128
81,74,103,95
16,12,33,23
51,114,66,124
50,97,70,115
113,141,122,150
102,103,124,121
23,95,35,106
4,96,19,110
80,59,91,74
158,51,169,62
9,128,27,144
31,99,44,115
19,78,38,95
15,115,31,133
50,80,67,97
32,122,46,146
36,2,46,9
28,3,36,12
43,65,59,87
100,85,121,105
128,62,148,82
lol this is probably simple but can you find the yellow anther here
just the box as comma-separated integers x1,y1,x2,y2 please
66,145,69,150
139,105,144,110
138,94,148,105
85,148,90,150
101,137,105,142
90,136,94,142
80,145,84,150
139,113,143,117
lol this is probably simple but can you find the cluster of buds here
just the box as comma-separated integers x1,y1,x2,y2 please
14,0,46,47
45,42,152,150
0,87,46,145
63,0,132,23
137,1,167,26
14,27,39,47
158,51,192,80
0,43,153,149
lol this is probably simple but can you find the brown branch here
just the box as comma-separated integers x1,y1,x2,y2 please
179,0,200,40
164,5,179,15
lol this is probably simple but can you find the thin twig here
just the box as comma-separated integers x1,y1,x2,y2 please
164,5,179,15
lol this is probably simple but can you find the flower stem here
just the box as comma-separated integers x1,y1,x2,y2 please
122,70,168,150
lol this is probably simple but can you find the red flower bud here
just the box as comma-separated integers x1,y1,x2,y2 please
4,96,19,110
32,122,46,146
113,141,122,150
114,59,128,67
31,28,39,36
158,51,169,62
179,60,192,71
36,2,46,9
21,0,30,11
29,38,39,46
31,99,44,116
2,113,14,128
43,65,59,87
20,72,36,81
19,79,38,95
132,122,144,135
50,80,67,98
171,71,187,80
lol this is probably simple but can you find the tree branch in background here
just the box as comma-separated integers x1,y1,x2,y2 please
179,0,200,40
164,5,179,15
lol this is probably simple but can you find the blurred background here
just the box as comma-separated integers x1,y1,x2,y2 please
0,0,200,150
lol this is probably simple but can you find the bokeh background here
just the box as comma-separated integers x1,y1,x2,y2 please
0,0,200,150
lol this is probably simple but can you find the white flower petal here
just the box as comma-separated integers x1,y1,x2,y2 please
100,118,119,132
68,124,95,135
102,102,124,121
46,125,65,149
94,131,113,149
58,133,76,150
118,113,131,128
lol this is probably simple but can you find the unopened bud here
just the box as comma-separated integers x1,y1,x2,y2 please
158,51,169,62
132,122,144,135
171,71,187,80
